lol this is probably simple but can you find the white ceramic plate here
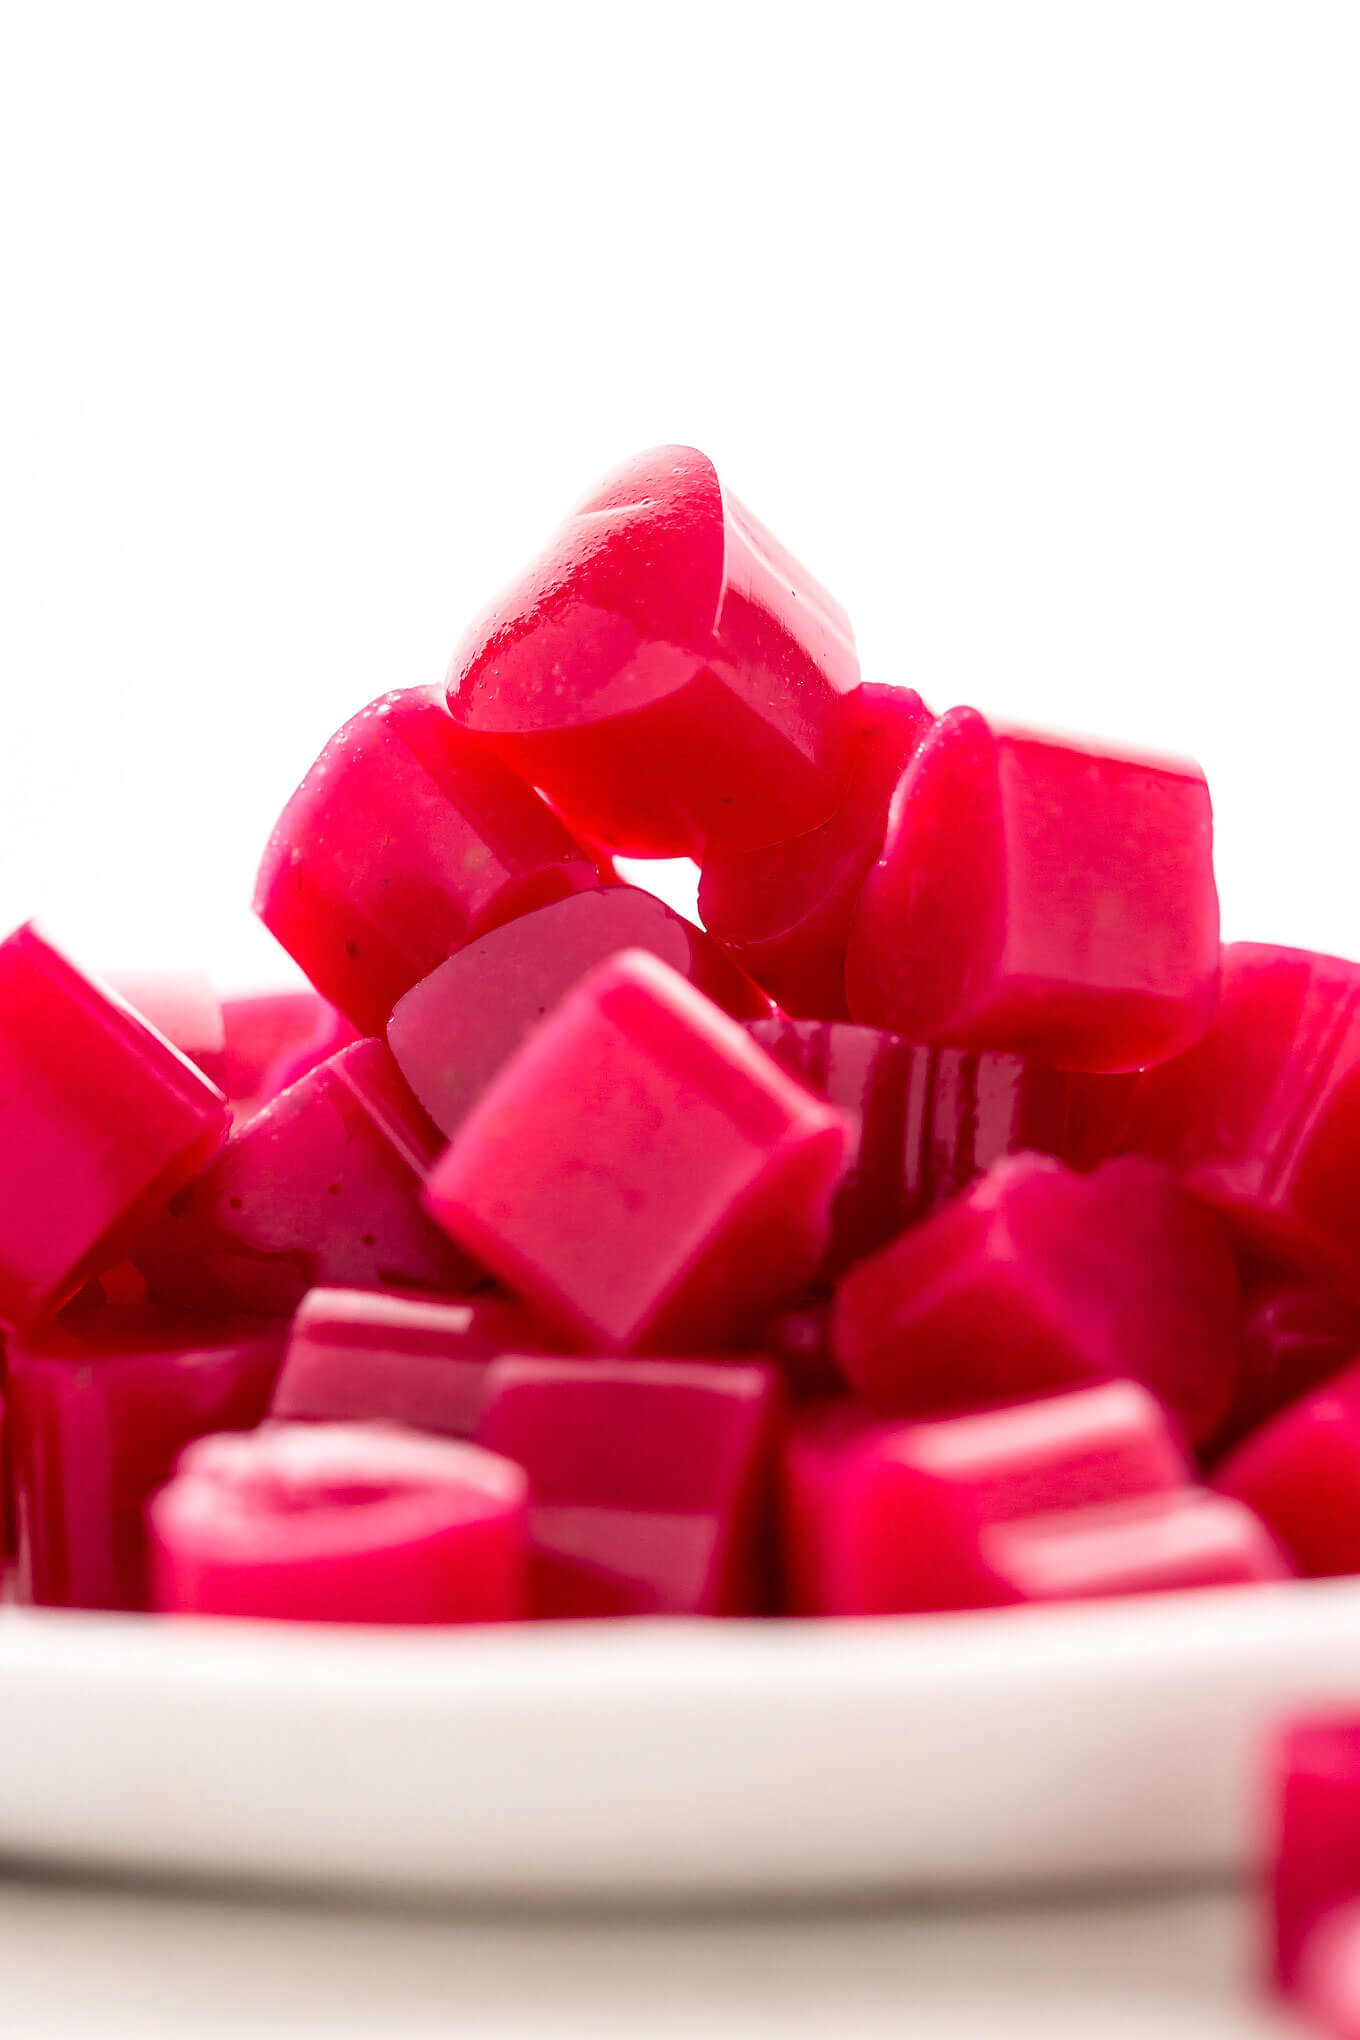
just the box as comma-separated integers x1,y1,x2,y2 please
2,1581,1360,1901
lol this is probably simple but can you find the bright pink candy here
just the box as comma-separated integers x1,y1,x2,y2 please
749,1017,1072,1277
982,1490,1287,1602
7,1307,285,1609
1123,944,1360,1280
832,1153,1242,1443
389,884,769,1140
0,924,230,1332
1269,1718,1360,1992
783,1382,1191,1615
1214,1359,1360,1577
1212,1278,1360,1457
845,708,1220,1072
425,951,852,1353
150,1422,527,1625
475,1356,778,1616
110,972,227,1092
271,1286,558,1438
445,446,861,858
698,684,934,1017
1298,1900,1360,2036
221,991,331,1102
254,685,604,1036
134,1040,477,1317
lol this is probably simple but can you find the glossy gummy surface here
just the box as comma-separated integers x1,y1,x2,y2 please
254,686,603,1036
845,708,1220,1072
150,1422,527,1625
389,884,769,1139
424,951,852,1353
980,1490,1287,1602
1215,1359,1360,1577
1270,1718,1360,1991
476,1356,778,1616
110,972,227,1093
0,924,230,1331
446,447,861,857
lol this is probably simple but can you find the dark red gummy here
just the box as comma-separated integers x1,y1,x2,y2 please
0,924,230,1331
134,1039,478,1317
7,1306,285,1610
445,446,861,858
833,1153,1242,1444
389,884,769,1140
698,684,934,1017
475,1355,779,1616
845,708,1220,1072
254,685,604,1036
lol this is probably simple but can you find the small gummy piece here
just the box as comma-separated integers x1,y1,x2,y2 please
831,1152,1242,1444
271,1286,560,1438
254,685,603,1036
389,884,770,1140
445,446,861,858
0,923,230,1331
1122,943,1360,1281
698,684,933,1018
1268,1717,1360,1992
979,1489,1288,1602
783,1381,1191,1615
475,1355,778,1616
424,950,853,1353
1214,1357,1360,1577
844,708,1220,1072
134,1040,479,1317
150,1421,527,1625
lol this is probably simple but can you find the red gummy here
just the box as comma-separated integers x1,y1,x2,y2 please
784,1382,1191,1615
1122,944,1360,1280
0,924,230,1331
445,446,860,858
389,884,769,1140
832,1153,1242,1444
271,1286,559,1438
150,1421,526,1625
698,684,934,1017
1269,1718,1360,1992
749,1017,1071,1276
7,1307,285,1610
475,1355,778,1616
254,685,603,1036
110,972,227,1092
134,1040,477,1317
424,951,852,1353
1211,1277,1360,1458
845,708,1220,1072
1214,1358,1360,1577
981,1489,1287,1602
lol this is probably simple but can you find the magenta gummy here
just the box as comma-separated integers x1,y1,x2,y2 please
389,884,769,1139
1214,1359,1360,1576
0,924,229,1331
1213,1278,1360,1457
1297,1899,1360,2037
110,972,227,1093
151,1421,527,1624
271,1286,559,1438
832,1153,1242,1443
981,1490,1287,1601
1270,1718,1360,1992
476,1356,779,1616
424,950,852,1353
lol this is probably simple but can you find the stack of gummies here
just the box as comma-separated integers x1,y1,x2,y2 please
3,443,1360,1634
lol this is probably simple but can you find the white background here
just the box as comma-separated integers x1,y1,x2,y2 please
2,2,1358,993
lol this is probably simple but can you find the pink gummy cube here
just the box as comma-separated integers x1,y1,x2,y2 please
0,924,230,1331
220,990,332,1103
424,950,852,1352
844,708,1220,1072
749,1017,1072,1276
388,884,769,1140
6,1306,285,1609
134,1040,478,1317
1212,1277,1360,1458
1214,1358,1360,1576
784,1381,1191,1615
445,446,861,858
1297,1900,1360,2036
1269,1718,1360,1992
1122,944,1360,1281
254,685,604,1036
832,1153,1242,1444
271,1286,559,1438
475,1355,779,1616
150,1421,527,1625
110,972,227,1092
982,1489,1288,1601
698,684,934,1017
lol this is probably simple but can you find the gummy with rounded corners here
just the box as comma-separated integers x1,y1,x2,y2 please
390,884,769,1139
110,972,227,1092
980,1489,1288,1603
254,686,603,1036
446,447,861,857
